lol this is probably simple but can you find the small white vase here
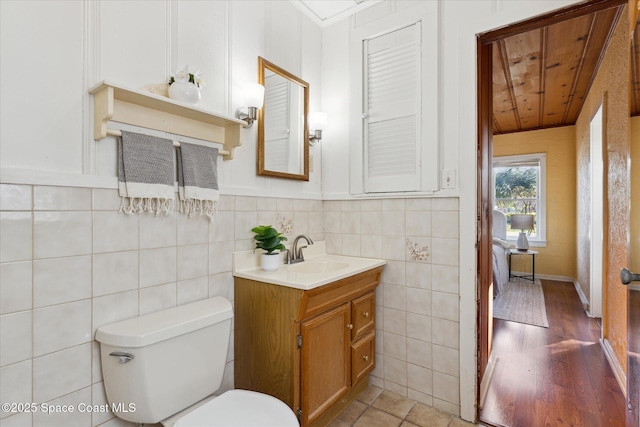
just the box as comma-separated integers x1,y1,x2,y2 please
168,82,201,105
261,252,280,272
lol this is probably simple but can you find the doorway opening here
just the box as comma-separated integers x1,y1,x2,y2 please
476,0,628,423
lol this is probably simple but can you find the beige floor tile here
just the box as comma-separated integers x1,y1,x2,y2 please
327,417,352,427
405,403,452,427
354,407,403,427
333,386,481,427
356,384,384,405
372,390,416,419
449,417,478,427
335,400,368,424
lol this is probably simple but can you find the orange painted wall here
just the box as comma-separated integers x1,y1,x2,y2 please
493,126,577,279
575,8,629,373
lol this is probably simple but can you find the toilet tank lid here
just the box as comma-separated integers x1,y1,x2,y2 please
95,297,233,348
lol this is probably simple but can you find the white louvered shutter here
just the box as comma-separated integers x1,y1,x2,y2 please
364,23,421,193
264,74,291,172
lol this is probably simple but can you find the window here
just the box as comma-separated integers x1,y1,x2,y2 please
493,153,546,244
363,23,421,193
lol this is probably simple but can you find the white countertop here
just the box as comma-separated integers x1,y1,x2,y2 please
233,241,386,290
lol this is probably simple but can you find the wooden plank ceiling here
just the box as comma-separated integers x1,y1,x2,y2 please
492,6,624,134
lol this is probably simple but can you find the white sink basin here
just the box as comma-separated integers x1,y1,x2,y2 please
287,261,349,274
233,242,386,290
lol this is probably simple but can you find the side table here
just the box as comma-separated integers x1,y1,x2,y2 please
508,249,538,282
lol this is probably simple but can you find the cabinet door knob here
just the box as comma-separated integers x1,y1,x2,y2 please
362,355,369,361
347,323,354,330
362,311,369,318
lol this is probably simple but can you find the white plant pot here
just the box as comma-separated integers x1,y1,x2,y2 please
261,253,280,271
168,82,201,105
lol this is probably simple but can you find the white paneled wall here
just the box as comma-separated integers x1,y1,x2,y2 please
0,0,322,197
0,0,85,174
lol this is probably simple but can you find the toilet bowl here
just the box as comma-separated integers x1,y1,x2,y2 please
164,389,298,427
95,297,298,426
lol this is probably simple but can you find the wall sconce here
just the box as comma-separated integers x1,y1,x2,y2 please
308,112,327,146
236,83,265,128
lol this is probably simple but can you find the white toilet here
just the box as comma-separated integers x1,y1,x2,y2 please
95,297,299,427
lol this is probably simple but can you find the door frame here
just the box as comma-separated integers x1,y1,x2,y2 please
590,100,605,319
475,0,628,416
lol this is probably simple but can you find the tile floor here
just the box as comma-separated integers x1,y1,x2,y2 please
328,386,482,427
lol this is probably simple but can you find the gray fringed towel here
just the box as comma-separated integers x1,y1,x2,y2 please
118,131,175,215
177,142,219,220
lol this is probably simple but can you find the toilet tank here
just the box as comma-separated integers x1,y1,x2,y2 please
95,297,233,424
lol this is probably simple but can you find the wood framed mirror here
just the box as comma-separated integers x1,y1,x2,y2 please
257,57,309,181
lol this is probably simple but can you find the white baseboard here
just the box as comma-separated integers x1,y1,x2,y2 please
571,279,593,316
601,338,627,399
479,353,498,409
527,275,595,318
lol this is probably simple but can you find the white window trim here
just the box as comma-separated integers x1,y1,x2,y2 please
492,153,547,247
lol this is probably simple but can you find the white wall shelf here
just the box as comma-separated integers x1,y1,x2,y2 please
89,81,244,160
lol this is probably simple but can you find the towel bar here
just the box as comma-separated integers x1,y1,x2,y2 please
106,129,230,156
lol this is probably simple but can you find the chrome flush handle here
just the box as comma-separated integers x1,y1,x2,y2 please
109,351,134,364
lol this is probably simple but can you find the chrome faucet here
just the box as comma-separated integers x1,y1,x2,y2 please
289,235,314,264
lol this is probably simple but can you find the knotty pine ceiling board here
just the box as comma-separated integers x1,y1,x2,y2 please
492,7,621,134
542,15,593,128
504,29,543,130
562,8,621,123
491,42,517,135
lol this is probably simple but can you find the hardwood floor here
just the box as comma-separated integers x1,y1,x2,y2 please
480,280,627,427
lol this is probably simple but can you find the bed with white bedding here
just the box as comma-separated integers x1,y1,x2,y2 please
492,210,510,297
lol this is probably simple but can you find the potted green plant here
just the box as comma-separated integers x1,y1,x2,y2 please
251,225,288,271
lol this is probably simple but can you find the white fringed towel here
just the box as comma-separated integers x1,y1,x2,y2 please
177,142,219,220
118,131,175,215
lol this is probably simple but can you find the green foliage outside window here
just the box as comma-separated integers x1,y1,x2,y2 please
494,166,538,236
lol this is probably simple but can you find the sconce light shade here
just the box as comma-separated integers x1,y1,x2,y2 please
236,83,265,128
309,112,327,131
510,214,534,251
244,83,265,109
308,112,327,146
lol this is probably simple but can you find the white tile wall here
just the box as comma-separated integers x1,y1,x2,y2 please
0,310,32,366
0,184,460,425
139,247,177,288
324,198,461,415
0,261,32,314
32,386,92,427
0,360,32,414
33,256,92,307
32,343,91,403
0,183,32,210
33,211,92,258
33,300,91,356
139,282,177,315
1,212,32,262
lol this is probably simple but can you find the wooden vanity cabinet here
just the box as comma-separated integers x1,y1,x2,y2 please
234,266,382,427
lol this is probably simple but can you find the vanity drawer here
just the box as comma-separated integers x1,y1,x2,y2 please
351,330,375,385
351,291,375,340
